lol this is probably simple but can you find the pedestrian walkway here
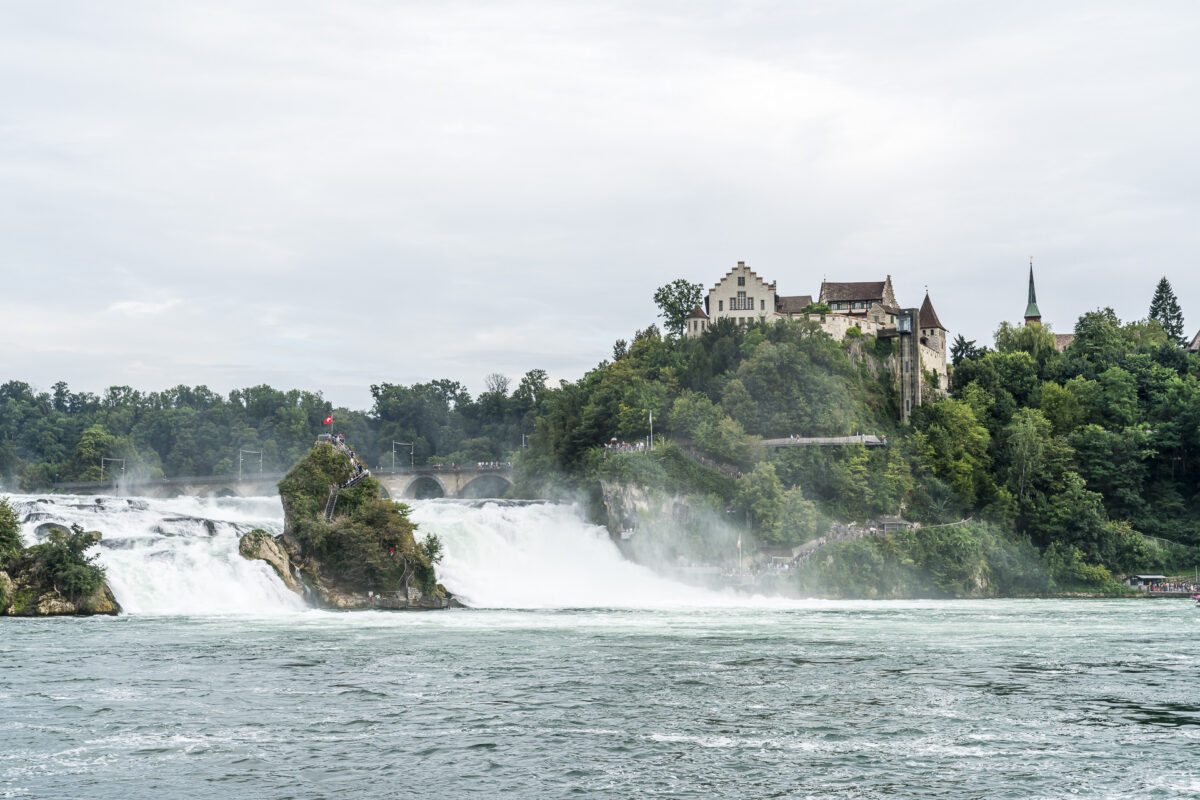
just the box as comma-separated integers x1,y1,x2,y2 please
318,433,372,521
761,434,886,448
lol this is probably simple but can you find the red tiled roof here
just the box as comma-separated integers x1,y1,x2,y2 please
687,305,708,319
820,281,886,303
775,295,814,314
918,293,945,330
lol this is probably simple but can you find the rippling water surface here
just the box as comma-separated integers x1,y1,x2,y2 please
4,601,1199,799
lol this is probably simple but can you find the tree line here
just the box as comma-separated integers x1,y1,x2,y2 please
0,371,550,489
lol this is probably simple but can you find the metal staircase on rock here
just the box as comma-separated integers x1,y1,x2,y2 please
324,486,340,522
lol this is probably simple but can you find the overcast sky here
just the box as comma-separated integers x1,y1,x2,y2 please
4,1,1200,408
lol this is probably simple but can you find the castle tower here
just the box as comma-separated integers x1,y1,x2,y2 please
1024,259,1042,324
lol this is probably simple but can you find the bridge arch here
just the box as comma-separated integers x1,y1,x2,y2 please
458,474,514,499
403,475,447,499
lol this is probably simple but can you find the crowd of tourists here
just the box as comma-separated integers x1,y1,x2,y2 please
320,433,369,488
605,438,649,453
1143,580,1198,594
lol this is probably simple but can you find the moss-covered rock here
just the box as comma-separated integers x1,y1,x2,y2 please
241,441,452,609
0,530,120,617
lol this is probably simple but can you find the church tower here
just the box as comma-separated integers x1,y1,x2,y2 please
1024,258,1042,324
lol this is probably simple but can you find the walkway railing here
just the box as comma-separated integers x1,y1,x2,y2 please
761,435,887,447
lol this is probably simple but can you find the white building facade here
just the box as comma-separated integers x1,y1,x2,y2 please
703,261,777,328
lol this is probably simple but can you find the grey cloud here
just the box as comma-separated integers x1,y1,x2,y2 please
3,1,1200,406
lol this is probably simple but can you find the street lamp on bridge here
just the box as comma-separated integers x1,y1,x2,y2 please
238,449,263,479
100,457,125,484
393,441,414,471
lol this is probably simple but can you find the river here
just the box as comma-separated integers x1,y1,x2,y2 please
2,495,1198,798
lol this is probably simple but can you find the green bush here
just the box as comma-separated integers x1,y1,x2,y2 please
0,497,21,569
21,524,106,600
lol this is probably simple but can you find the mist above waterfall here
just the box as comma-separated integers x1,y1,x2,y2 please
408,499,771,609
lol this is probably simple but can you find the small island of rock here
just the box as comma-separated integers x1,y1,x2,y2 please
240,436,456,609
0,499,120,616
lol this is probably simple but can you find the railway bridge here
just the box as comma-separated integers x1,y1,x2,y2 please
51,465,514,500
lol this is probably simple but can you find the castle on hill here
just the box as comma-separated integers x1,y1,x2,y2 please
684,261,949,409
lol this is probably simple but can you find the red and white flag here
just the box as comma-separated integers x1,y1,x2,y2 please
323,415,333,425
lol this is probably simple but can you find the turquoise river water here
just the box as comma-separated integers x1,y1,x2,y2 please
2,496,1198,798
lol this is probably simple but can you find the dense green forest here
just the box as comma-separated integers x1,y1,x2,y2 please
0,375,548,489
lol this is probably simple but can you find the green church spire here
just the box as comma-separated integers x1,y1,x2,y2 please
1024,257,1041,323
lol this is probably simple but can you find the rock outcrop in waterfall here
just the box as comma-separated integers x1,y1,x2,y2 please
0,507,120,616
239,439,455,609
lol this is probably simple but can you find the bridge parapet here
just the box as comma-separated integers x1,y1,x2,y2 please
372,466,513,500
50,464,516,500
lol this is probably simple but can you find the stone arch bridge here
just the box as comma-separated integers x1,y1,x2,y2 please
52,465,513,500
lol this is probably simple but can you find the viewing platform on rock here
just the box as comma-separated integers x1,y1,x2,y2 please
761,434,887,448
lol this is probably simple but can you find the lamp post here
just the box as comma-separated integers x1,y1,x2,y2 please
393,441,414,471
100,457,125,485
649,410,653,452
238,449,263,479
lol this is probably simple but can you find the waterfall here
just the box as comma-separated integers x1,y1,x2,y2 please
408,499,741,609
9,494,306,615
6,494,771,614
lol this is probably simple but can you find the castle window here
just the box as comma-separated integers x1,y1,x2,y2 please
718,300,723,311
737,276,746,286
760,299,765,310
737,291,746,310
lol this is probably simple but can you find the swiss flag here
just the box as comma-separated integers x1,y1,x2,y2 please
323,415,333,425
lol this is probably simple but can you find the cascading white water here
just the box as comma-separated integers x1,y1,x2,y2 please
9,494,306,615
6,493,775,614
408,499,745,609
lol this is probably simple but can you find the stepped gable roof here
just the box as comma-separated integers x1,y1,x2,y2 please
709,260,775,292
820,280,886,303
1055,333,1075,352
687,305,708,319
1189,329,1200,352
918,293,946,330
775,295,814,314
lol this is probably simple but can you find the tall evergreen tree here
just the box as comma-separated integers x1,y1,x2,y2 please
1148,276,1186,345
